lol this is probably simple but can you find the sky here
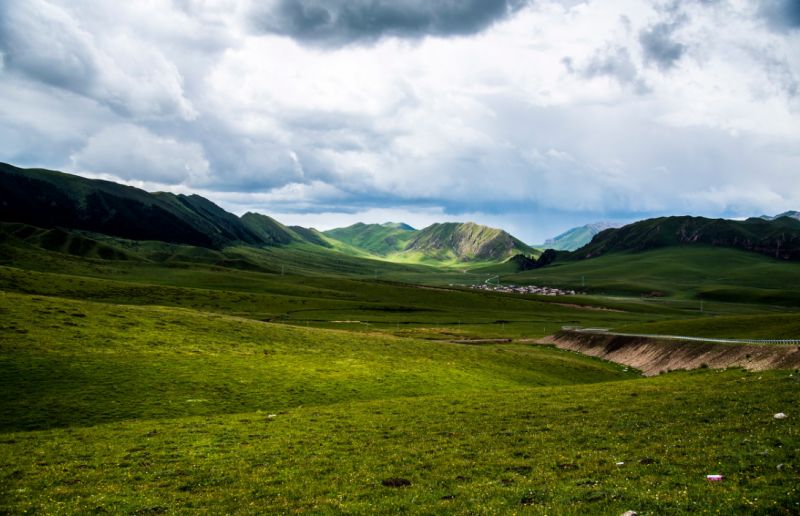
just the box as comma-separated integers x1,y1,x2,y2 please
1,0,799,243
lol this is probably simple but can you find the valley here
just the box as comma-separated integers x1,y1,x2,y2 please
1,164,799,513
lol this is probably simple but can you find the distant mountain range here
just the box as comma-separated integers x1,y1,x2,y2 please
542,222,622,251
0,163,531,264
760,211,800,221
528,215,800,267
4,163,799,268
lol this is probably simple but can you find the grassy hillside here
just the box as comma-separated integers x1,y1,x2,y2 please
613,312,800,339
239,212,299,245
507,246,800,305
399,222,534,263
570,215,800,261
324,222,416,255
1,292,796,513
0,292,636,433
0,163,270,249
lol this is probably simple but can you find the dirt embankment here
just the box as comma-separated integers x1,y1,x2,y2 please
540,331,800,376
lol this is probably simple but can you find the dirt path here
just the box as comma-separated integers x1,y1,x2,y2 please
538,331,800,376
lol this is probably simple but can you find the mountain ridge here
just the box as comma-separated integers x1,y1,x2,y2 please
564,215,800,262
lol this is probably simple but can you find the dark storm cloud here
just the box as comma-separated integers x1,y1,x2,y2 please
639,21,685,71
249,0,527,46
759,0,800,30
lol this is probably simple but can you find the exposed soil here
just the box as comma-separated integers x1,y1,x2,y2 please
539,331,800,376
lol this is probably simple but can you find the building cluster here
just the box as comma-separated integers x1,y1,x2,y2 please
469,283,576,296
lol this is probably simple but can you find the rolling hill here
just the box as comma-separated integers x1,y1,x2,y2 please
403,222,533,262
2,163,532,266
0,162,265,249
325,221,535,264
567,215,800,261
324,222,416,255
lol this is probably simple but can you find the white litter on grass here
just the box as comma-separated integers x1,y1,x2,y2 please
706,474,723,481
621,511,638,516
774,412,787,419
267,414,277,419
615,461,625,466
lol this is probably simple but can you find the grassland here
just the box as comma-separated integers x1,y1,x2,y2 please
1,291,799,513
2,226,800,513
504,246,800,306
614,313,800,340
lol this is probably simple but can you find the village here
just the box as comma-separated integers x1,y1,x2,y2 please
468,283,577,296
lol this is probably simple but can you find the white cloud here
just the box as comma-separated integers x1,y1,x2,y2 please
1,0,799,241
0,0,198,120
71,124,210,185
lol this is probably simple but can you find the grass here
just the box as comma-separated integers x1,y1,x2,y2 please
614,313,800,340
0,292,636,433
2,225,800,513
505,246,800,305
1,369,797,513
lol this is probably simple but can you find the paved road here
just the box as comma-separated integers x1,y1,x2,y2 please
564,327,800,346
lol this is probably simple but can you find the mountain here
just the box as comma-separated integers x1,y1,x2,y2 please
543,222,622,251
240,212,300,245
0,162,267,249
287,226,334,248
404,222,533,262
324,220,534,263
566,216,800,261
760,211,800,221
324,222,416,256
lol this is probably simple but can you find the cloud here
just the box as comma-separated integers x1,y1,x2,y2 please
639,20,686,71
581,46,650,93
2,0,800,244
248,0,526,46
71,124,210,185
758,0,800,31
0,0,197,120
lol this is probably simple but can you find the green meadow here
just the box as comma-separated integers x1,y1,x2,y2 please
1,232,799,513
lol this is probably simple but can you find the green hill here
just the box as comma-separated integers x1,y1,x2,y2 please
1,163,532,266
507,245,800,304
240,212,299,245
0,163,264,249
543,222,621,251
324,222,416,255
402,222,534,262
568,215,800,261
